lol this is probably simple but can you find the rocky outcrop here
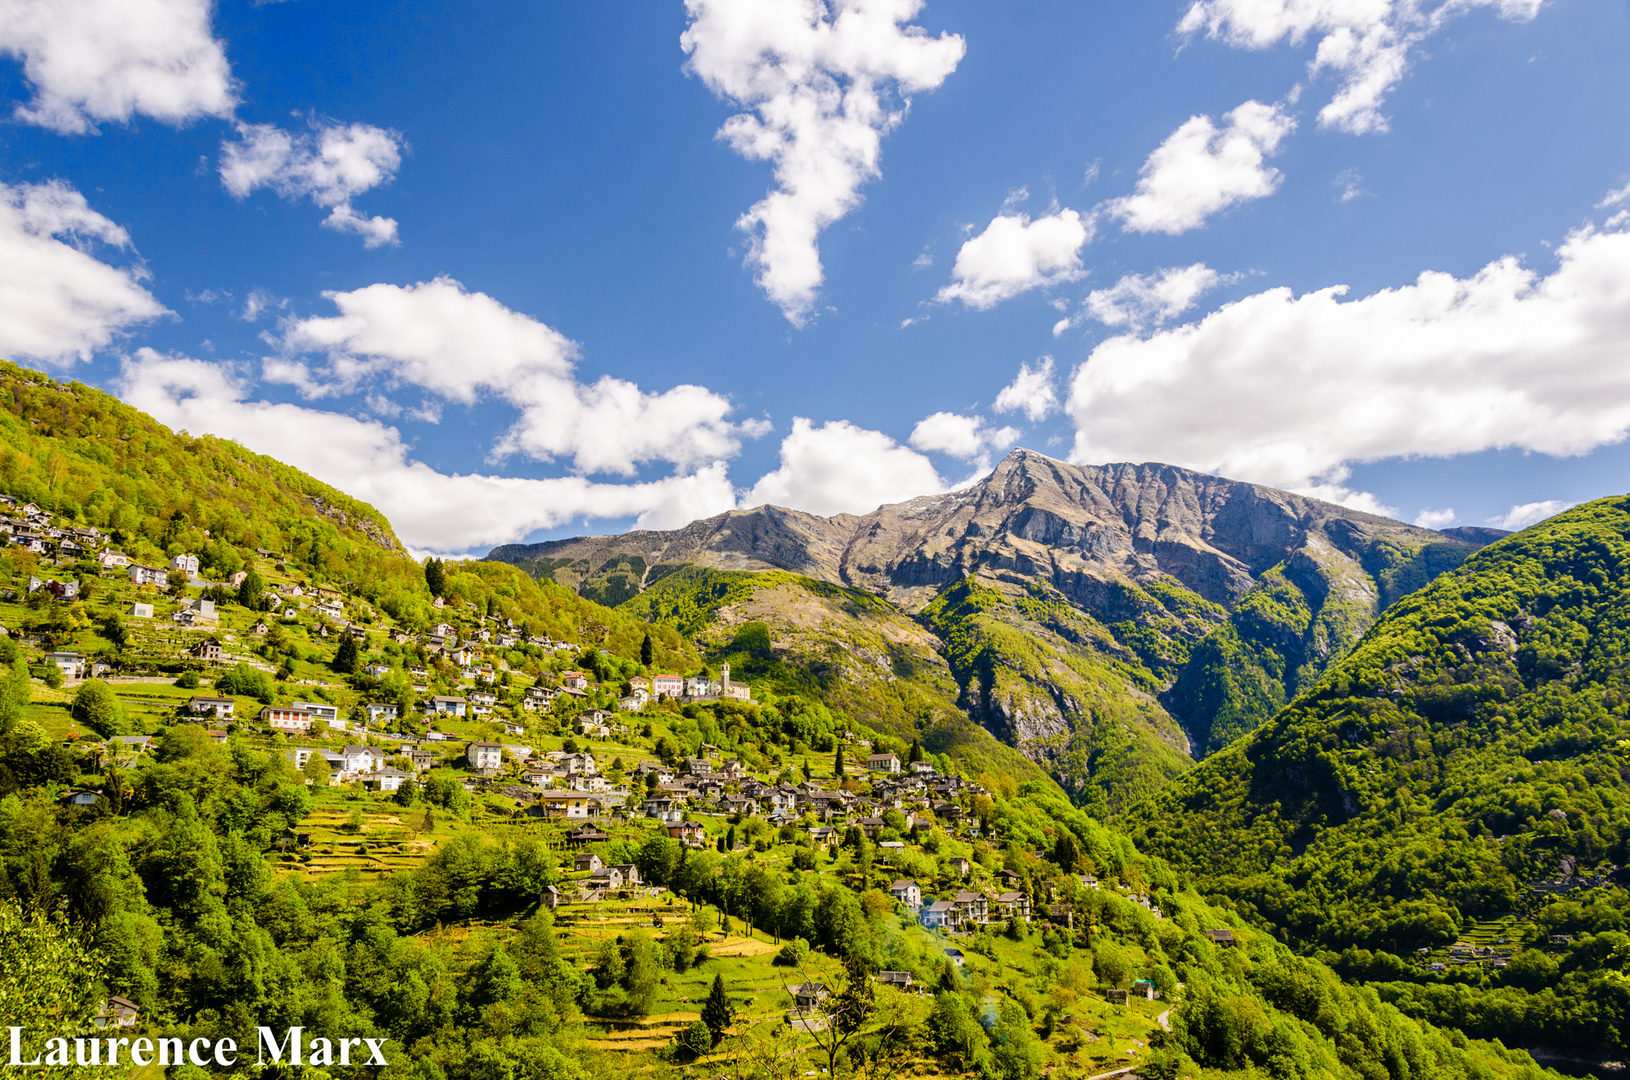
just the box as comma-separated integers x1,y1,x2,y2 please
308,495,400,553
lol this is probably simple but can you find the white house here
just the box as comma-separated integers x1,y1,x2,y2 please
128,602,154,619
42,652,84,679
366,702,399,724
467,741,503,771
97,550,130,569
293,700,339,726
431,696,467,717
652,673,683,698
889,879,922,909
371,767,410,792
128,564,168,588
562,671,589,691
188,696,235,720
340,745,381,775
868,753,902,773
685,675,712,697
170,553,201,578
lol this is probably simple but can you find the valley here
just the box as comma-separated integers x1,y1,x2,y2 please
0,361,1612,1080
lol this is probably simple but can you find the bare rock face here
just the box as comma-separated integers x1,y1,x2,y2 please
494,449,1452,613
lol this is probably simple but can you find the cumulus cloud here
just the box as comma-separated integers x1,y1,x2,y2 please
273,276,756,477
1288,470,1397,517
220,120,404,247
1108,101,1294,235
1066,215,1630,505
1489,499,1575,531
935,209,1092,309
0,0,235,134
117,350,741,554
1177,0,1542,135
0,180,167,364
993,356,1059,422
908,411,1019,460
681,0,965,324
1071,263,1224,332
745,417,944,517
1413,507,1456,529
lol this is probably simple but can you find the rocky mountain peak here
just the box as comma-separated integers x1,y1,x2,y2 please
492,449,1471,614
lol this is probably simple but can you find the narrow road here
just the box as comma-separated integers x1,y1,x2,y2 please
1158,1008,1171,1031
1086,1067,1137,1080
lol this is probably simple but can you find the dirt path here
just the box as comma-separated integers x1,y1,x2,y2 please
1158,1008,1171,1031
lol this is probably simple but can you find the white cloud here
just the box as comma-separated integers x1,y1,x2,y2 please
681,0,965,324
273,276,756,477
745,416,944,517
1177,0,1543,135
935,209,1092,309
908,411,1020,460
0,0,235,134
1107,100,1295,235
1600,183,1630,209
117,350,741,554
1334,168,1370,202
1489,499,1574,531
993,356,1059,422
1290,473,1396,518
1066,216,1630,497
0,180,167,364
1413,507,1456,529
1082,264,1223,330
220,120,404,247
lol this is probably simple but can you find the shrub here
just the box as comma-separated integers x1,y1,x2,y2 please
70,679,125,737
773,937,810,966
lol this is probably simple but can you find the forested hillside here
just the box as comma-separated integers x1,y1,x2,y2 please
1124,495,1630,1060
491,452,1492,808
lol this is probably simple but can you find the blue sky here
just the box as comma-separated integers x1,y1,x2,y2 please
1,0,1628,554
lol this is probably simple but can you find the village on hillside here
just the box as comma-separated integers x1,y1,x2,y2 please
0,493,1172,929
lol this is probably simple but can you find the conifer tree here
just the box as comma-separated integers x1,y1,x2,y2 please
908,738,924,764
640,631,654,666
424,557,446,596
701,972,734,1045
334,633,361,673
834,746,845,780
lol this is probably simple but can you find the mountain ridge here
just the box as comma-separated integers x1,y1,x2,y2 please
492,448,1488,610
490,450,1500,798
